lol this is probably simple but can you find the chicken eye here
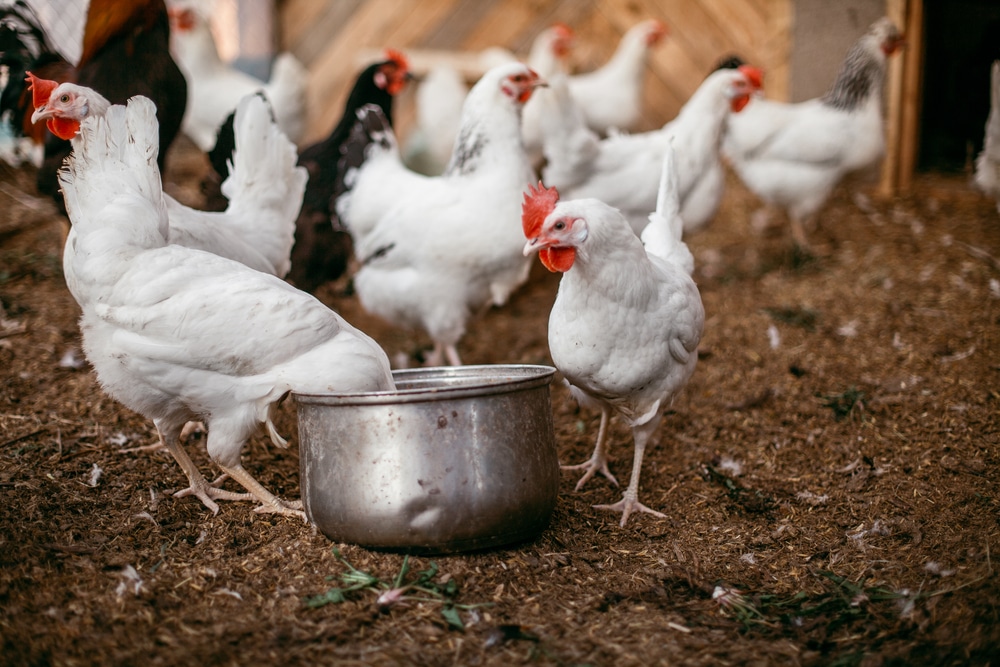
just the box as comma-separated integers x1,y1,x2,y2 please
553,220,566,231
59,94,70,103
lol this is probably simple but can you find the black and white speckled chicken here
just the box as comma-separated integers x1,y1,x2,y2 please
336,62,544,367
722,18,905,248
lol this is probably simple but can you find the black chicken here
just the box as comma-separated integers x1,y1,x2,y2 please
287,50,410,293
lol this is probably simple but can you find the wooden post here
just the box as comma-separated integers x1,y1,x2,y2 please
879,0,907,197
897,0,923,192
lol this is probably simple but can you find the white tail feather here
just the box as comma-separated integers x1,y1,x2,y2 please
641,144,695,275
220,93,308,278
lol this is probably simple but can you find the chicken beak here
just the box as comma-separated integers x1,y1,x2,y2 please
523,238,542,256
31,105,53,125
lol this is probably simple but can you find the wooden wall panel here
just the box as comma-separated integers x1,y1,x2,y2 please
277,0,795,143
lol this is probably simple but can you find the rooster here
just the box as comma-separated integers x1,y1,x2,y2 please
522,145,703,527
722,17,905,248
58,96,394,518
0,0,72,165
286,51,411,293
30,75,306,280
974,60,1000,213
167,2,307,151
336,62,545,367
565,19,667,136
541,65,763,234
35,0,187,205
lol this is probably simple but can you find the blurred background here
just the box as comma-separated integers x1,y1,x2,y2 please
15,0,1000,189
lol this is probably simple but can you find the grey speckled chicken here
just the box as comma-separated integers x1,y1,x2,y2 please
722,18,905,249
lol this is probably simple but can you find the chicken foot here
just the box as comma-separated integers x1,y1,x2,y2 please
592,421,665,527
215,462,306,521
157,428,252,514
561,408,619,490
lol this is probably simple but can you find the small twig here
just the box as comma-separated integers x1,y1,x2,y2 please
1,428,46,449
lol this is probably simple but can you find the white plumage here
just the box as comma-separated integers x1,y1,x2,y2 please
522,145,704,526
30,80,307,282
722,18,905,247
564,19,666,136
541,66,762,235
337,62,544,367
59,97,394,518
168,2,307,151
974,60,1000,213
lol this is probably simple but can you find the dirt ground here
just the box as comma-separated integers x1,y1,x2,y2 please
1,135,998,666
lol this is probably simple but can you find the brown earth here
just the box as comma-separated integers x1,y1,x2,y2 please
1,138,998,666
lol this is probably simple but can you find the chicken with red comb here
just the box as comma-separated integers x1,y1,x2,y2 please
523,145,703,527
540,64,762,235
336,62,545,367
722,17,905,249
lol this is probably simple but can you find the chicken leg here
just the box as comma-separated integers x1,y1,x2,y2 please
214,462,306,521
156,423,253,514
561,407,619,490
592,419,666,527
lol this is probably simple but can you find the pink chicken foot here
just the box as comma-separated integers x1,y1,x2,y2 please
560,407,619,490
592,418,666,527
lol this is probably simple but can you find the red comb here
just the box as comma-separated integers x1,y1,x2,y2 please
522,182,560,238
26,72,58,109
552,22,574,38
384,48,409,72
738,65,764,89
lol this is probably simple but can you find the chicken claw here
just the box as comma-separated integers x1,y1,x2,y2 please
560,408,618,489
561,457,618,491
594,496,667,528
172,476,254,516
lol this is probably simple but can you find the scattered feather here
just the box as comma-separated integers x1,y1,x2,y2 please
767,324,780,349
990,278,1000,299
58,348,86,369
739,552,757,565
133,511,157,526
215,588,243,601
87,463,102,487
716,456,743,477
923,562,955,577
796,490,830,506
107,432,130,447
115,565,143,597
939,346,975,363
836,320,859,337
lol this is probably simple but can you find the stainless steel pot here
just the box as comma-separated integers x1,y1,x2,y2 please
294,364,558,553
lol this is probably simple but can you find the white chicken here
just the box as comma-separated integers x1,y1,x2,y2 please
59,96,395,518
336,62,544,367
522,145,704,526
722,17,905,248
402,24,573,175
167,2,307,151
541,65,763,234
29,75,307,281
974,60,1000,213
565,18,667,136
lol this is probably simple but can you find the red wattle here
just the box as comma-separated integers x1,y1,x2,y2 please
540,247,575,273
49,117,80,140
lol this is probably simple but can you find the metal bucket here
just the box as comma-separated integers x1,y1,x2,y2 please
294,364,558,553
